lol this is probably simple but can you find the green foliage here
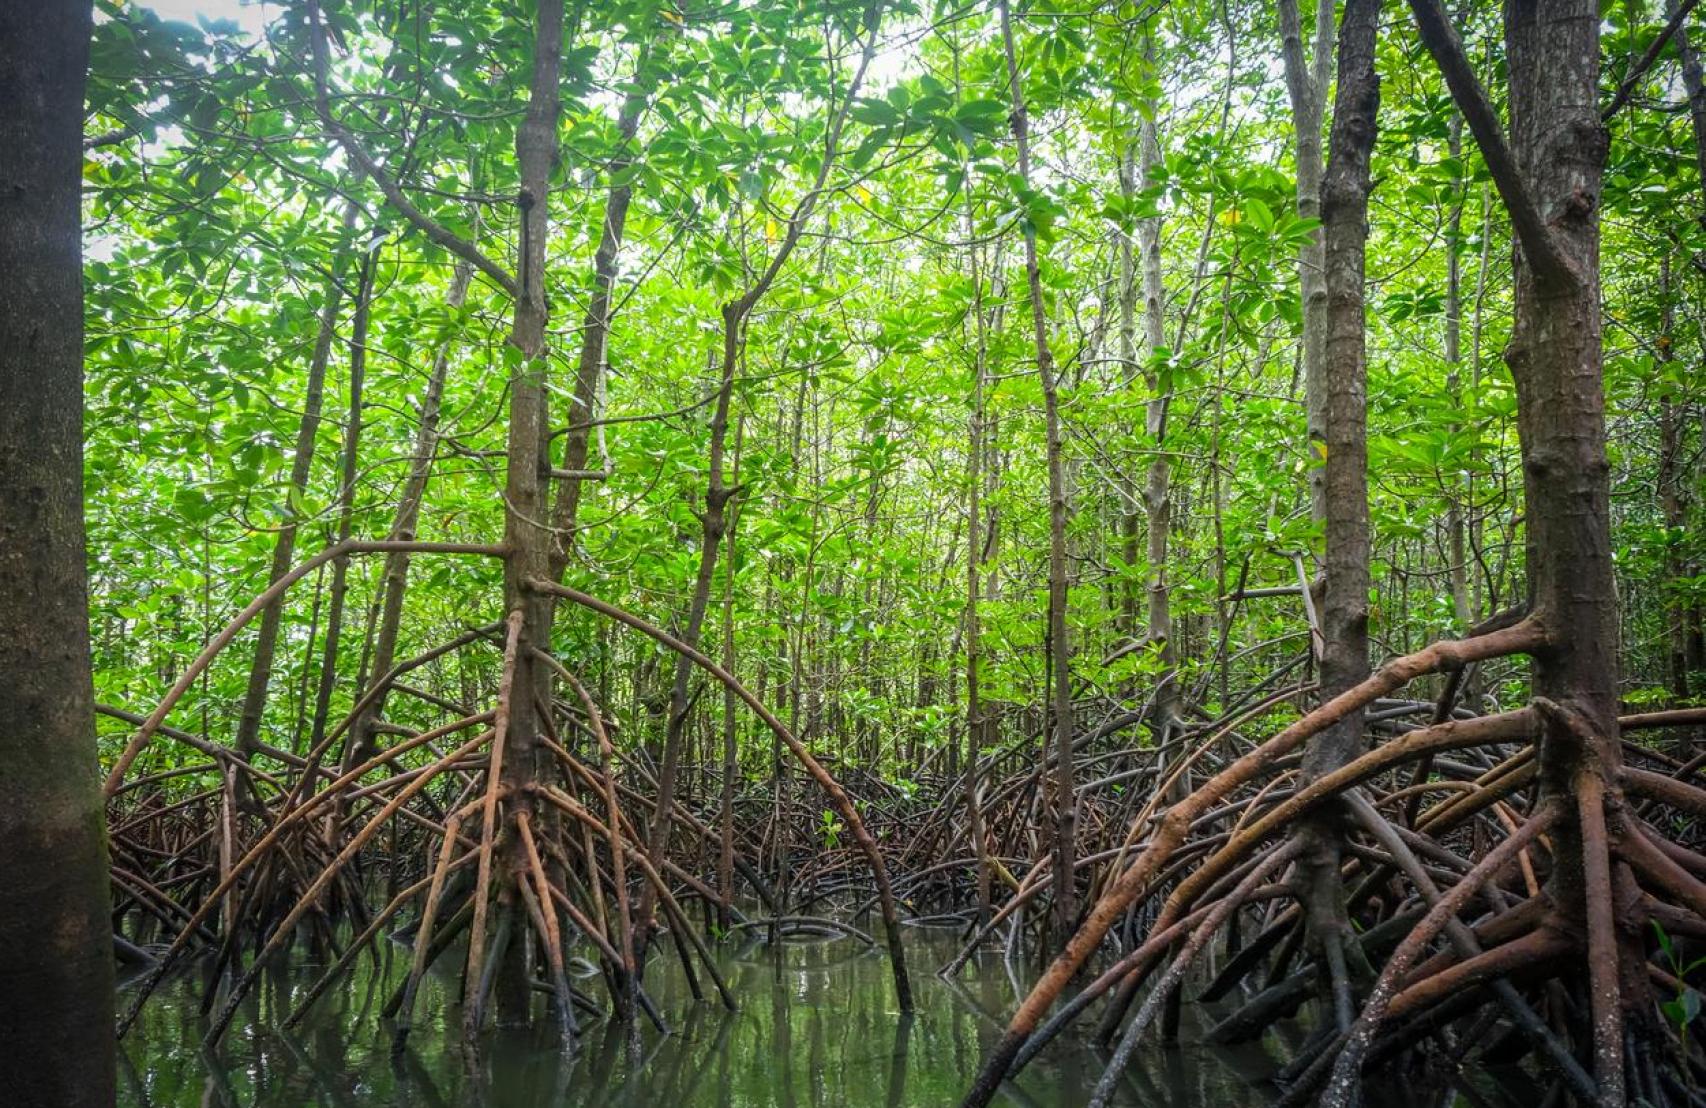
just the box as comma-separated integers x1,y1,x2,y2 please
80,0,1706,790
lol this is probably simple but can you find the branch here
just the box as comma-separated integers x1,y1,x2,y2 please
84,125,136,149
1602,0,1703,121
1406,0,1579,288
305,0,518,300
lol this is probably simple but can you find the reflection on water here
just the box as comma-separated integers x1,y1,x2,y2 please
116,928,1306,1107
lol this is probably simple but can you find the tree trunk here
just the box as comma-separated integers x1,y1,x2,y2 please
1416,0,1628,1096
1278,0,1338,535
717,420,743,933
233,205,356,775
1658,258,1690,702
962,166,993,925
637,3,882,961
1676,0,1706,200
345,249,474,770
0,3,116,1103
998,0,1077,951
1293,0,1380,1033
484,0,566,1030
1136,70,1182,741
548,51,653,575
310,244,378,745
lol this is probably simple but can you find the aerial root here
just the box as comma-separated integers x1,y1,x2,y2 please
1316,802,1559,1107
1086,839,1305,1107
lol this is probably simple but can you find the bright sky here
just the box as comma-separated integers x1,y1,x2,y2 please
136,0,268,37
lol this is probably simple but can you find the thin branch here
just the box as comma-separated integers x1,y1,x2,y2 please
305,0,518,299
1602,0,1703,121
1406,0,1579,288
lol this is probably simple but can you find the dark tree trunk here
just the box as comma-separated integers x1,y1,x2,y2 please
548,54,652,575
310,245,378,745
636,3,882,965
1658,260,1690,703
0,3,117,1104
1294,0,1380,1033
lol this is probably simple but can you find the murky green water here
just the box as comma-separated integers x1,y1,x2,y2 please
118,927,1299,1107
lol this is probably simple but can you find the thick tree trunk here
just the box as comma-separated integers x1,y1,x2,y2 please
1417,0,1629,1096
1293,0,1380,1033
998,0,1077,951
0,3,116,1103
1502,0,1622,881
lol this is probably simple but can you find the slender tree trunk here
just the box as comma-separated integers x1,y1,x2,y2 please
1658,259,1690,702
310,244,378,745
1136,73,1181,739
233,204,356,774
636,2,883,962
1278,0,1338,535
1671,0,1706,681
998,0,1076,950
1676,0,1706,199
962,168,993,925
717,419,743,933
1292,0,1380,1034
548,50,653,575
1116,140,1143,645
345,250,474,769
1444,113,1474,635
0,4,116,1103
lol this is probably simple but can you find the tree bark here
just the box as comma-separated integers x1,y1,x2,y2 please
1415,0,1627,1095
962,155,994,925
310,244,378,746
1136,65,1182,740
548,47,653,575
493,0,565,1028
0,2,116,1103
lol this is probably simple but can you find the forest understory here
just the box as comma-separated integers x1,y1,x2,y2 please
3,0,1706,1106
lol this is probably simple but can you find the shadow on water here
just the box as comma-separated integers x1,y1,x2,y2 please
117,929,1525,1107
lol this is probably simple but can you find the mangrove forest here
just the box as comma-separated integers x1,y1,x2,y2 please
2,0,1705,1104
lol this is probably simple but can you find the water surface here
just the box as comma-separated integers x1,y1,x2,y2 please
117,928,1492,1106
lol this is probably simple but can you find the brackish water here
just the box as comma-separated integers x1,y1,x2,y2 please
116,928,1507,1107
